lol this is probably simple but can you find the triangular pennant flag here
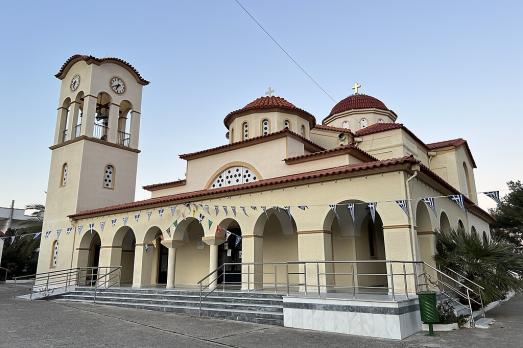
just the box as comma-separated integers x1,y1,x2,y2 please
347,203,355,222
100,221,106,232
10,235,16,244
329,204,339,219
77,225,83,234
33,232,41,240
225,230,232,240
165,227,171,238
123,217,128,226
240,206,247,216
134,213,141,222
235,234,242,247
198,213,205,222
231,206,237,217
144,243,149,252
45,230,52,239
208,219,213,230
111,218,117,227
251,206,258,211
284,206,292,218
223,206,228,215
214,205,220,216
88,223,95,233
395,200,409,217
422,197,437,216
158,208,165,217
298,205,308,211
261,206,267,217
170,206,177,216
56,229,62,238
449,194,465,210
147,211,153,221
204,205,210,215
66,227,73,235
172,219,178,229
368,202,377,223
483,191,501,205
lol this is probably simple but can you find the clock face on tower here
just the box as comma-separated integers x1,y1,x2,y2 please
110,76,126,94
70,74,80,92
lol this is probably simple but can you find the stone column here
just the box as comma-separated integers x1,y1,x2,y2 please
297,230,333,294
383,224,417,295
132,243,146,288
161,240,184,289
202,236,225,291
129,111,141,149
240,235,263,291
68,101,81,140
53,107,67,144
107,103,120,143
81,95,97,137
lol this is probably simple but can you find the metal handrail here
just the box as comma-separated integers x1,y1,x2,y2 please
93,266,122,303
443,266,485,290
0,267,9,282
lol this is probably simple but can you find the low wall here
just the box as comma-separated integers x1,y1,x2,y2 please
283,296,421,340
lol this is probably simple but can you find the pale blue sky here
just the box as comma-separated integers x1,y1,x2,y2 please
0,0,521,211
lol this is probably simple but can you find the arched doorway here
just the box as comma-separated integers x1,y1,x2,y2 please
140,226,168,287
112,227,136,285
324,201,386,293
172,218,208,287
77,231,101,286
416,201,436,269
440,212,451,233
253,207,298,290
217,218,242,286
458,220,465,231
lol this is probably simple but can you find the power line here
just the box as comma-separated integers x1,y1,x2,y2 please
233,0,336,102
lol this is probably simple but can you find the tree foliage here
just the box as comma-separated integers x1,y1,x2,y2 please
491,180,523,250
435,228,523,305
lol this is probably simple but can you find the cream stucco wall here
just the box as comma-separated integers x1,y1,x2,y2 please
323,109,396,132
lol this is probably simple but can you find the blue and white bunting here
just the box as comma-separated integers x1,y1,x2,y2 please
231,206,237,217
347,203,355,222
77,225,83,234
170,206,177,216
56,229,62,238
395,200,409,217
214,205,220,216
198,213,205,222
368,202,377,222
111,218,117,227
45,230,52,239
100,221,106,232
158,208,164,217
223,206,228,215
88,223,95,233
147,211,153,221
10,236,15,244
240,206,247,216
251,206,258,211
449,194,465,210
422,197,437,216
204,205,210,215
284,206,292,218
123,217,128,226
33,232,41,240
483,191,501,205
66,227,73,235
298,205,308,211
144,243,149,252
261,206,267,216
134,213,141,222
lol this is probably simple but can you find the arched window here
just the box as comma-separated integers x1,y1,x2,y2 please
230,127,234,142
360,118,368,128
242,121,249,140
458,220,465,231
94,92,111,140
73,92,84,138
61,163,68,186
482,231,489,244
463,162,473,198
60,98,71,143
300,125,306,137
284,119,291,130
471,226,477,236
210,166,258,188
378,118,384,123
51,240,59,268
262,119,270,136
342,120,350,129
103,165,115,189
118,100,133,147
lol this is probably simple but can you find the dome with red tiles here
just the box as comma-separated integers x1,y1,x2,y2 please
327,94,389,118
224,96,316,127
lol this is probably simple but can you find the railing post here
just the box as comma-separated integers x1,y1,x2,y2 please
247,264,251,292
389,262,395,300
466,288,475,327
274,264,277,293
351,263,356,298
403,263,408,298
199,282,202,317
46,272,50,295
286,263,289,295
316,262,320,296
223,265,226,292
303,263,307,295
479,290,485,318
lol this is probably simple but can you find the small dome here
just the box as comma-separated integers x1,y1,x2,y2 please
327,94,388,118
224,96,316,127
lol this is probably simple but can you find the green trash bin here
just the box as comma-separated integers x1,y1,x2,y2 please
417,291,439,336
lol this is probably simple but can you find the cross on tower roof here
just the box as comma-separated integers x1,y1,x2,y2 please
352,82,361,95
265,87,275,97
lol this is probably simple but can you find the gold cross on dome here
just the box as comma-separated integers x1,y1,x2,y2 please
265,87,275,97
352,82,361,95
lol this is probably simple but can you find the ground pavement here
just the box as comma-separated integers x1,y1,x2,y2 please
1,284,522,347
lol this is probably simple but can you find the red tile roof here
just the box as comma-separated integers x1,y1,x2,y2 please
224,96,316,127
70,156,418,219
56,54,149,85
143,179,186,192
179,128,324,160
285,144,378,164
354,122,402,136
427,138,477,168
327,94,389,117
313,124,354,134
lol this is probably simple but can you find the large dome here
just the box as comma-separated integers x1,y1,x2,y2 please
327,94,389,118
224,96,316,127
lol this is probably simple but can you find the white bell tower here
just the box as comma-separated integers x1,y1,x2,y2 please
37,55,148,273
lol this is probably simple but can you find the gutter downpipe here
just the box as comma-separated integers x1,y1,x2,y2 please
405,165,420,289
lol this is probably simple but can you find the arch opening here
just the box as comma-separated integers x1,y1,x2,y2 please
112,227,136,285
217,218,242,286
440,211,451,234
172,218,208,287
77,231,101,286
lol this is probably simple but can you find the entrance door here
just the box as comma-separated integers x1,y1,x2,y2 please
157,244,168,284
218,228,242,285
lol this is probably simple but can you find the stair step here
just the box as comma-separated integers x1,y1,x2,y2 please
74,287,283,299
475,317,495,329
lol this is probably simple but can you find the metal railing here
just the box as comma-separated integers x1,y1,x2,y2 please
0,267,9,282
117,131,131,147
197,260,485,326
93,124,109,140
13,266,121,301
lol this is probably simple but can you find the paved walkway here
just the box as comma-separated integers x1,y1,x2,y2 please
1,284,522,347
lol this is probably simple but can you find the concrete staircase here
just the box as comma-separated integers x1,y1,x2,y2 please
56,287,284,325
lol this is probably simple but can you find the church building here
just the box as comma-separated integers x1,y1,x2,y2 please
35,55,493,337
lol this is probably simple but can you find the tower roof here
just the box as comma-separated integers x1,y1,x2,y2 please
327,94,389,118
55,54,149,85
224,96,316,127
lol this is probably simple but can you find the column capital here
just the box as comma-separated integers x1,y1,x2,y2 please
202,236,225,246
161,239,185,248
